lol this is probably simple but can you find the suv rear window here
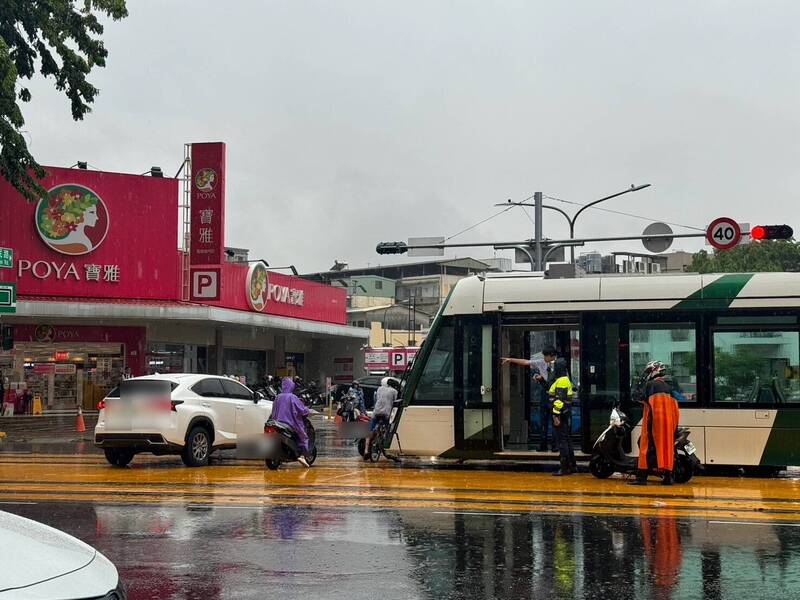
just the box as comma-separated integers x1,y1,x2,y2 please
191,378,226,398
105,381,178,399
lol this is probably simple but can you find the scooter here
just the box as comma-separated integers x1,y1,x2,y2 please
263,415,317,470
589,406,701,483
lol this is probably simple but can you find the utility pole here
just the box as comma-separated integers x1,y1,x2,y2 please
534,191,543,270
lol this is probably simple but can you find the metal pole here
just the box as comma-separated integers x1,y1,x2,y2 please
570,221,576,264
534,191,543,270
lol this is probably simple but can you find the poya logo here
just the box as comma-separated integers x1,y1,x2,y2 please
35,184,109,256
195,168,217,192
246,262,269,312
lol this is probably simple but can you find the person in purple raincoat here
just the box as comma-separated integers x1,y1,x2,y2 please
271,377,311,467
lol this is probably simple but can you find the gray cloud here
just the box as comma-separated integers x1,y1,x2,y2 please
21,0,800,271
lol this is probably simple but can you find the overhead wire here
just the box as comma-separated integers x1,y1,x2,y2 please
445,193,535,241
446,190,706,244
543,194,705,232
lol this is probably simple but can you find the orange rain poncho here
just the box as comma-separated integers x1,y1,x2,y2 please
638,378,680,473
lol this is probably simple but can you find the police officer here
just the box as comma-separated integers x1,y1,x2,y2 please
549,358,576,476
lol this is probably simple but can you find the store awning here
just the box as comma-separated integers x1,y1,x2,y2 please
14,297,368,340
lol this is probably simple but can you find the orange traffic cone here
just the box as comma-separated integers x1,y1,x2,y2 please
75,406,86,433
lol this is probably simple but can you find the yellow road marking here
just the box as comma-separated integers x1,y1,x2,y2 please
3,454,800,522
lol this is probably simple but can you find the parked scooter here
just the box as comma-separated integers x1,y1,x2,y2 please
589,406,701,483
336,392,360,422
263,415,317,470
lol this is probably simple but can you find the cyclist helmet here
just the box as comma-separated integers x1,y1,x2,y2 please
642,361,667,381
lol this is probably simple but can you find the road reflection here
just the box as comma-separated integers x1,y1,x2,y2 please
7,502,800,599
396,511,800,600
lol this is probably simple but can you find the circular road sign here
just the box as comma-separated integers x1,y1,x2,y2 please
642,222,674,253
706,217,742,250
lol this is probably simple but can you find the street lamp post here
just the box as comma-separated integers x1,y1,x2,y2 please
496,184,652,266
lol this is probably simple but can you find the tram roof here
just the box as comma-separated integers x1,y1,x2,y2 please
443,272,800,315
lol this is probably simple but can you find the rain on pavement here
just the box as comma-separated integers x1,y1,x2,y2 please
2,424,800,599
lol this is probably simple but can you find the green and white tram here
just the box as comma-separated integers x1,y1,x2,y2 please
391,272,800,470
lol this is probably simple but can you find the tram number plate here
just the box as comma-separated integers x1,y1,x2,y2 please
684,442,696,455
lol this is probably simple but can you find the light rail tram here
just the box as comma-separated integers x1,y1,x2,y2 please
390,272,800,473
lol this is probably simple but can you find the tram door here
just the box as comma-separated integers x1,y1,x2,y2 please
454,317,499,452
580,315,625,453
499,323,580,451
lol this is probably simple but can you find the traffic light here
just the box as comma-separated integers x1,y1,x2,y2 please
1,326,12,351
376,242,409,255
750,225,794,241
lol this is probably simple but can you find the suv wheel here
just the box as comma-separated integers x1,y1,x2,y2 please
182,426,211,467
104,448,134,467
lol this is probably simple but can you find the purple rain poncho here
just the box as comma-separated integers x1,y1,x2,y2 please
270,377,310,453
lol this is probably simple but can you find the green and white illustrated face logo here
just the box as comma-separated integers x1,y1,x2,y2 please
195,168,217,192
35,184,109,256
247,262,269,312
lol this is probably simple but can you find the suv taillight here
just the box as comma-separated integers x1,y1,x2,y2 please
171,400,183,412
97,399,105,410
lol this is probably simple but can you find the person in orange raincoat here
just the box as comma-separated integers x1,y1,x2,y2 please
630,361,680,486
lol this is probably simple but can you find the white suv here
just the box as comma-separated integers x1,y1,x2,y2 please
94,374,272,467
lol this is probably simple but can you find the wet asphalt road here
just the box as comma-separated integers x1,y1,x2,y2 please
3,422,800,599
6,502,800,600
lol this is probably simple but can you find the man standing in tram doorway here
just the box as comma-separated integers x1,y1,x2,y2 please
630,361,680,486
501,345,558,451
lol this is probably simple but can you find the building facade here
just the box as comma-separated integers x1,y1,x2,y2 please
0,146,367,417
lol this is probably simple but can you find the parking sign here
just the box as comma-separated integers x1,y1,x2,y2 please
191,268,221,300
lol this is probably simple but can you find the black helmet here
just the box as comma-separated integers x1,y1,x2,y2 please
553,357,569,378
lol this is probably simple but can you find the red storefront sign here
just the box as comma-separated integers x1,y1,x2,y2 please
0,167,181,300
208,263,347,324
190,142,226,265
333,357,354,383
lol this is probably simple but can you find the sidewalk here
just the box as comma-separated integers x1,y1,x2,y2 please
0,415,97,444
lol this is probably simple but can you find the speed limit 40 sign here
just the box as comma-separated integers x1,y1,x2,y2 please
706,217,742,250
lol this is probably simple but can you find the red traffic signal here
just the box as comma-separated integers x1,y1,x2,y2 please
750,225,794,241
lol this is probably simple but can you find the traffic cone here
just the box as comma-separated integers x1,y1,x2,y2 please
75,406,86,433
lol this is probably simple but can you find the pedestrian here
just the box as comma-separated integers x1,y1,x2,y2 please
348,381,366,414
629,361,680,486
549,358,576,476
501,345,558,451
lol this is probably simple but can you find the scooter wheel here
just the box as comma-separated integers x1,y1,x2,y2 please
589,455,615,479
265,459,281,470
673,456,693,484
306,446,318,466
357,438,366,457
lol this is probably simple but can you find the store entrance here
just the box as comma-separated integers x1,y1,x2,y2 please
5,342,124,414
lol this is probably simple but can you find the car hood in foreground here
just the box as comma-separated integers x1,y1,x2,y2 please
0,510,96,591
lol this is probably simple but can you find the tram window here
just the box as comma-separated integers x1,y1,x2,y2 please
413,322,454,405
629,323,697,401
713,331,800,404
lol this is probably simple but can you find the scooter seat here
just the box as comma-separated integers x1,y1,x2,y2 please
267,420,295,435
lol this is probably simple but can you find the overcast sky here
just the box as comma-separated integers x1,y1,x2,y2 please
21,1,800,272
